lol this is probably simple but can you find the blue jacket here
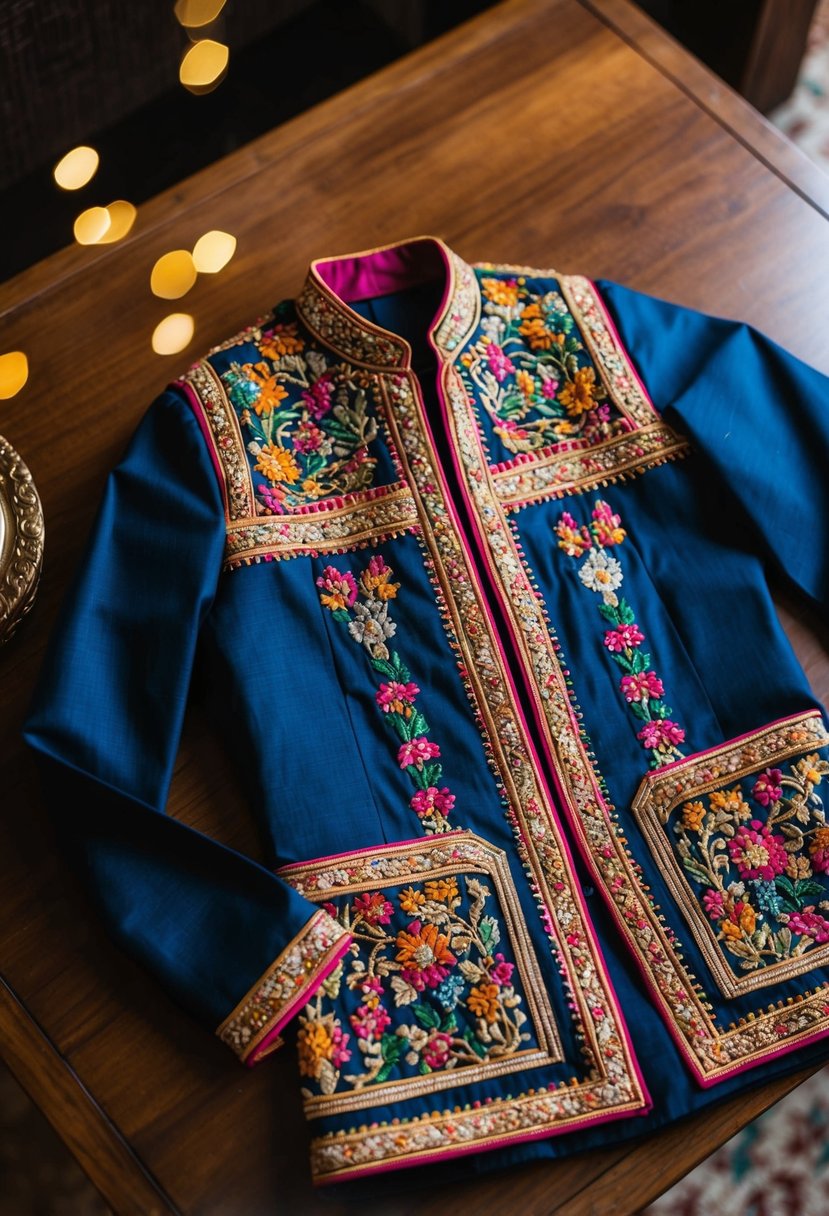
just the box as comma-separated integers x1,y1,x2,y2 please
22,235,829,1186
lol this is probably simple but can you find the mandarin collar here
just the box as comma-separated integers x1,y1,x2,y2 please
295,235,480,369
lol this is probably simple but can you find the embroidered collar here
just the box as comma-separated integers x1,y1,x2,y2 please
295,235,480,369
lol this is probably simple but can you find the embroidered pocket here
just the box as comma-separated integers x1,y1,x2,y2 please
632,710,829,998
277,831,562,1118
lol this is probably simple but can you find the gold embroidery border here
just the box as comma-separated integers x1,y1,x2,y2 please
558,274,657,429
279,831,563,1118
216,909,350,1064
181,360,255,520
440,360,829,1082
632,713,829,998
223,483,419,567
492,422,689,510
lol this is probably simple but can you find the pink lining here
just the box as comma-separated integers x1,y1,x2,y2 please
316,238,445,304
587,278,656,411
245,932,352,1066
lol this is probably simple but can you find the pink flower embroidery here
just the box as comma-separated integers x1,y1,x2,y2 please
620,671,665,703
555,511,592,558
728,820,788,881
422,1031,452,1069
485,342,515,383
752,768,783,807
541,377,559,399
352,891,393,925
410,786,455,819
349,1002,392,1041
376,681,420,712
637,719,686,750
787,907,829,943
603,623,645,652
330,1024,351,1067
490,953,515,986
591,499,626,546
293,420,325,453
702,888,724,920
301,377,334,419
398,737,441,769
809,828,829,874
315,565,357,612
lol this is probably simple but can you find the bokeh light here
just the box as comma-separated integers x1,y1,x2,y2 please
152,314,195,355
97,200,137,244
192,229,236,273
174,0,227,27
0,352,29,399
73,206,112,245
150,250,197,299
179,39,229,93
53,146,99,190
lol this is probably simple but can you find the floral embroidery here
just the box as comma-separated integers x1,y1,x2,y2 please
674,753,829,975
316,555,456,833
219,308,381,511
555,498,686,767
458,276,632,455
296,871,533,1098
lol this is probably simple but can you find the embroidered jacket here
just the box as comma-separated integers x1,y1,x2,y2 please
22,236,829,1187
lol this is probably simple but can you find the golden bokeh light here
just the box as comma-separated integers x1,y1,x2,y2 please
152,314,195,356
0,351,29,400
53,145,99,190
192,229,236,273
97,200,137,244
174,0,227,27
150,250,197,299
179,39,229,93
73,206,112,245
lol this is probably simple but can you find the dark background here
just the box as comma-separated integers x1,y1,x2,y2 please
0,0,815,283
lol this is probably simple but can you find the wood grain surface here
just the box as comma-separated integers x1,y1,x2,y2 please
2,1,828,1213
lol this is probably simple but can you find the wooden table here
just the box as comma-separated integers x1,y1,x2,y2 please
3,1,829,1212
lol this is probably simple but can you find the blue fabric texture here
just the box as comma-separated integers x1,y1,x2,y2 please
21,238,829,1186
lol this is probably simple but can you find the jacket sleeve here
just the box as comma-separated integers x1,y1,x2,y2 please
21,387,350,1066
594,278,829,612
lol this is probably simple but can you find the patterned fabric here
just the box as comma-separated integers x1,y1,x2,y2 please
22,236,829,1187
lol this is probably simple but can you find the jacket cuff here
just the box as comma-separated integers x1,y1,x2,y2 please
215,909,351,1066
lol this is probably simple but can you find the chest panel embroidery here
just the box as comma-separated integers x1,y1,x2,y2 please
279,833,561,1116
465,265,688,508
180,308,419,567
316,553,456,835
633,713,829,997
554,498,686,768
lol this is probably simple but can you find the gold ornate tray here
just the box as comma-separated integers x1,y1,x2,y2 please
0,435,44,644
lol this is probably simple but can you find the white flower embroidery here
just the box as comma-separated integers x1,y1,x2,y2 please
578,549,623,605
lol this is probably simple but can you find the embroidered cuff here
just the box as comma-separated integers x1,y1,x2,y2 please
215,909,351,1066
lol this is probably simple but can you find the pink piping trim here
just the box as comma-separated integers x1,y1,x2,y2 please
175,376,228,510
586,277,656,411
700,1014,829,1088
641,707,826,776
406,298,652,1107
314,1093,650,1186
275,830,468,875
245,933,352,1067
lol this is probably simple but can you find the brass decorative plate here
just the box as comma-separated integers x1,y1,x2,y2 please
0,435,44,644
